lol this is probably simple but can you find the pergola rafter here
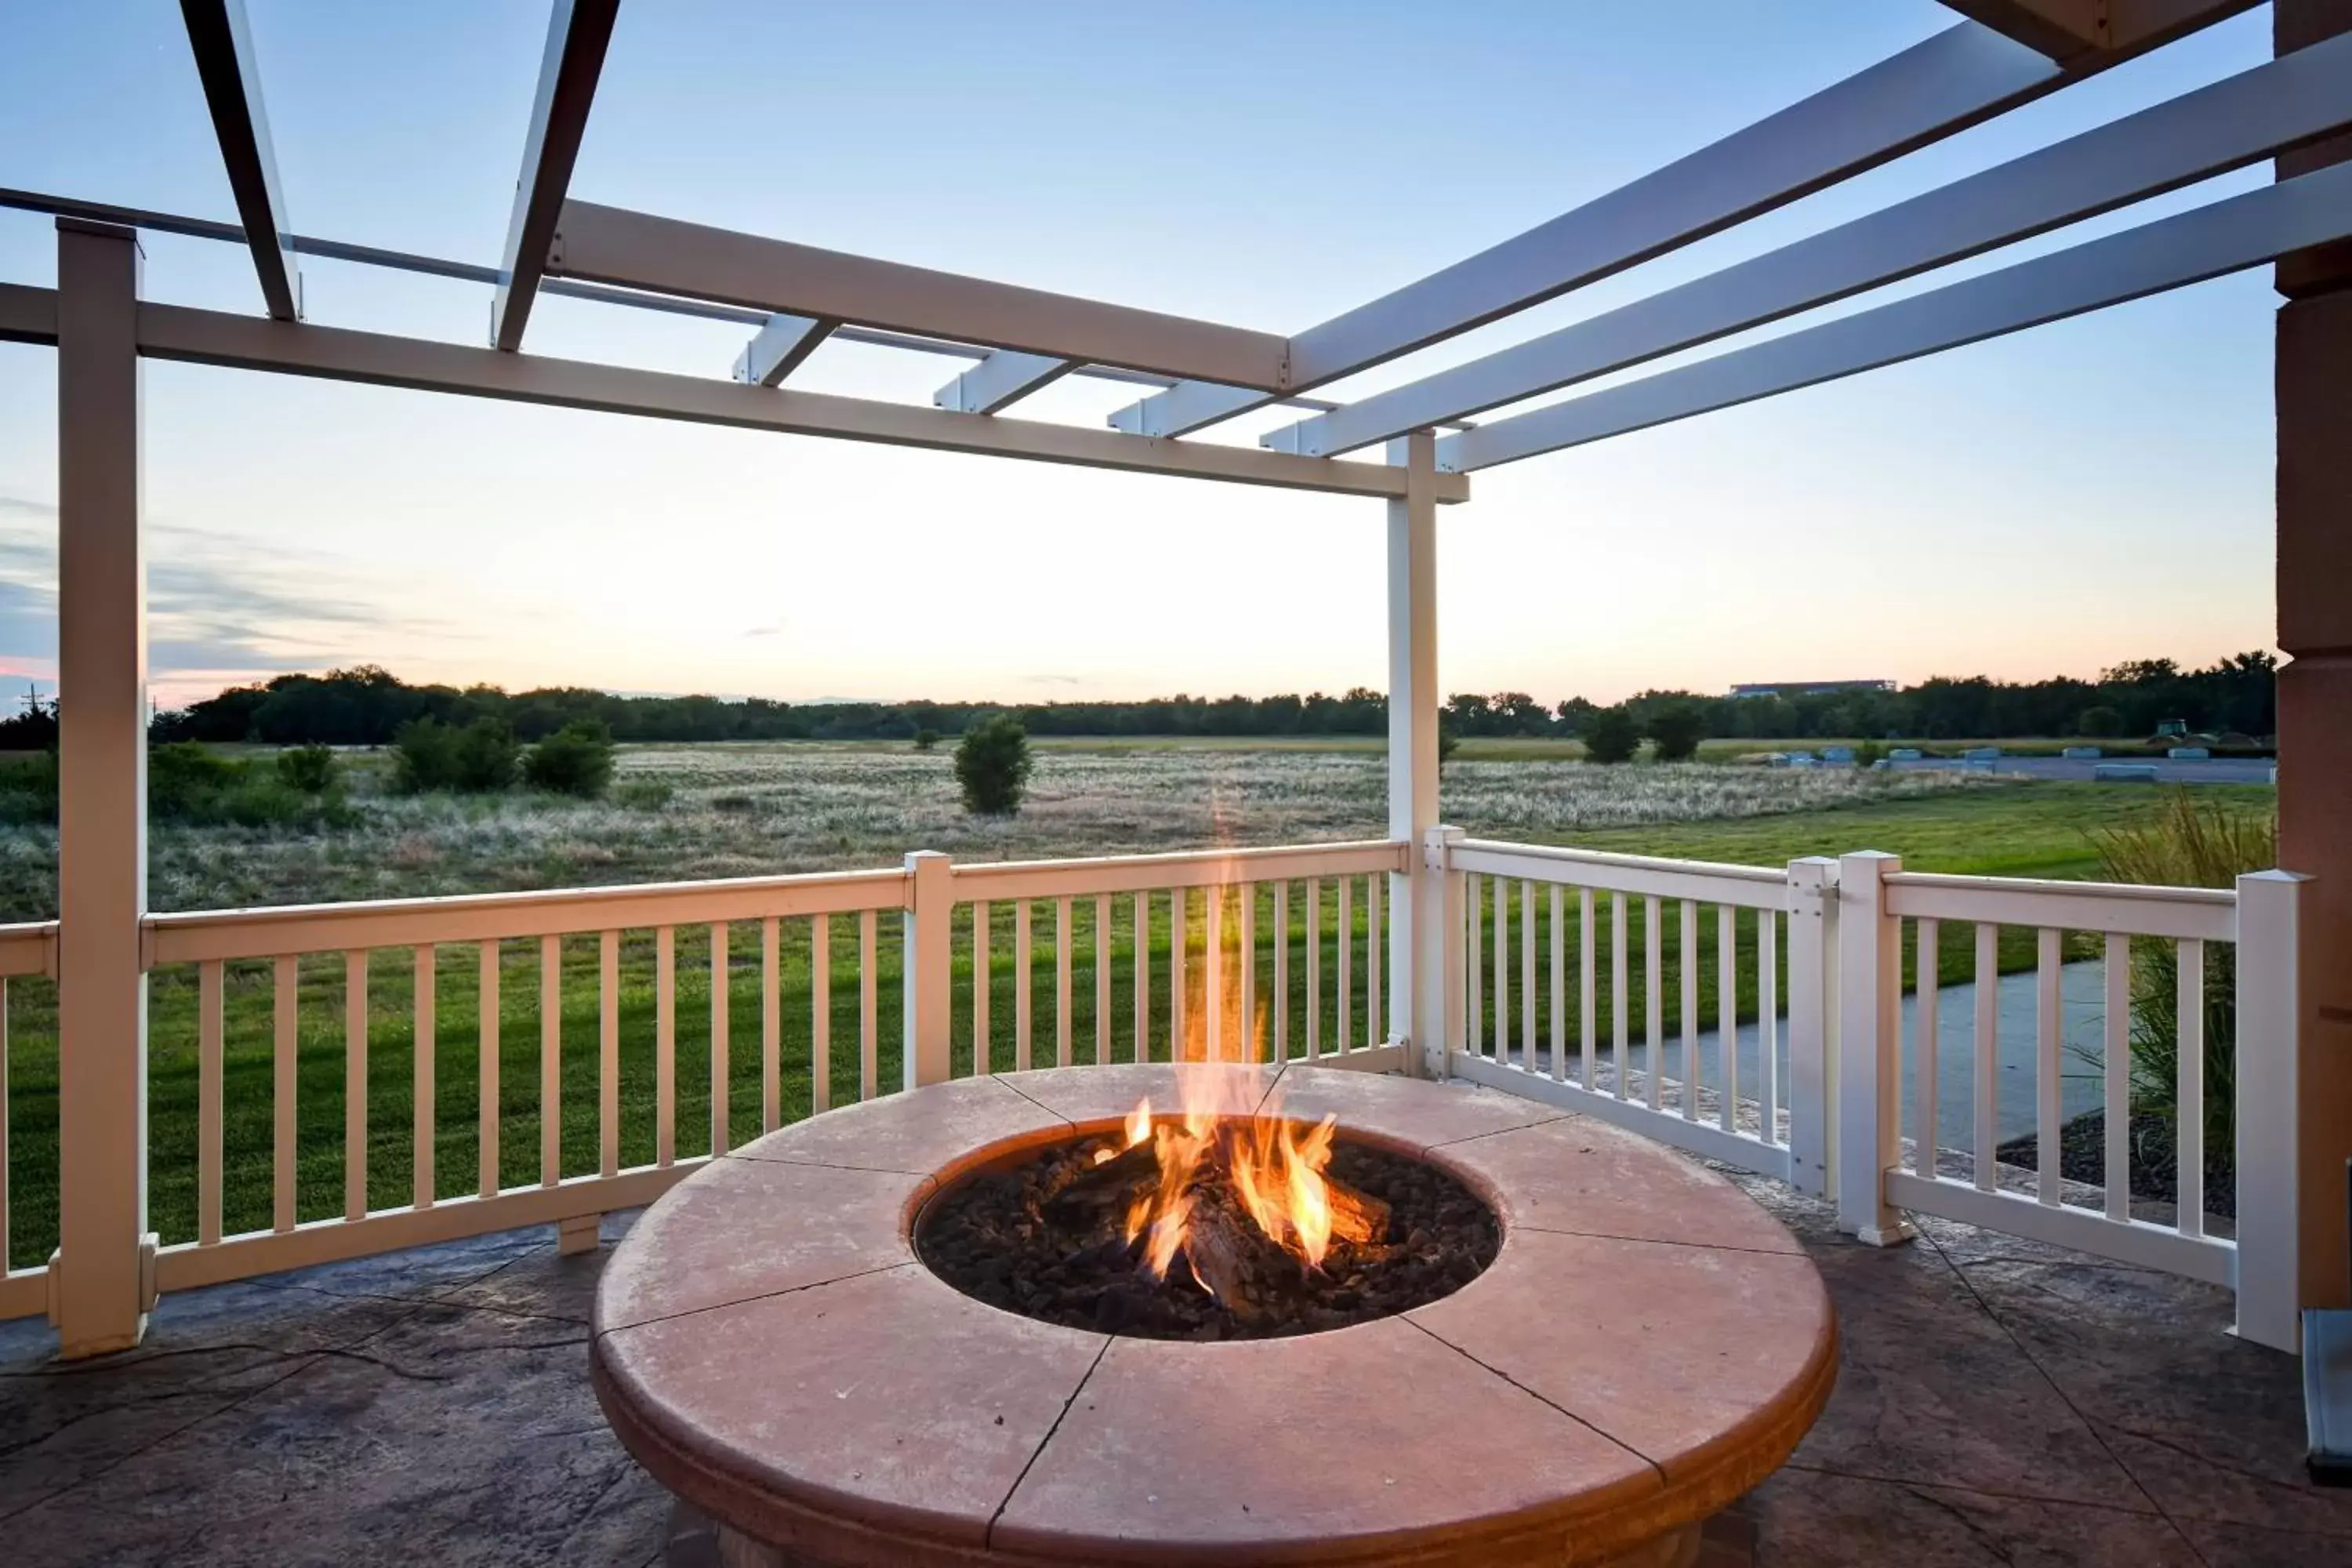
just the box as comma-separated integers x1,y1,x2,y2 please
492,0,621,351
176,0,299,321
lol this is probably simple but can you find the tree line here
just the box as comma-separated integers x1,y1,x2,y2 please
0,652,2278,753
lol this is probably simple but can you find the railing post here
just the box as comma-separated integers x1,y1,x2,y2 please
1386,430,1441,1073
1784,857,1837,1198
2234,868,2307,1352
1835,851,1914,1245
49,219,156,1358
903,851,953,1089
1422,826,1465,1080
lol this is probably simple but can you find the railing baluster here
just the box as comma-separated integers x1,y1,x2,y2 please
1548,886,1566,1082
762,915,781,1125
811,914,832,1112
1305,878,1322,1061
1973,923,1998,1192
599,931,619,1177
1365,873,1381,1051
1915,918,1938,1174
972,902,991,1076
1014,902,1033,1072
1171,887,1188,1056
413,945,435,1209
710,922,730,1155
1581,887,1596,1091
1272,881,1289,1061
1645,895,1663,1112
1345,879,1364,1062
1207,883,1225,1062
1719,906,1737,1134
1054,897,1073,1069
859,908,879,1099
478,942,499,1200
2177,937,2205,1238
1759,908,1777,1145
2103,932,2130,1221
1132,892,1149,1063
1095,892,1112,1065
1519,880,1535,1073
1465,875,1480,1065
347,949,369,1220
1240,881,1258,1062
199,958,224,1245
2035,927,2060,1207
274,955,297,1229
657,925,677,1164
1611,893,1628,1102
1679,899,1698,1121
1491,874,1508,1062
540,936,560,1187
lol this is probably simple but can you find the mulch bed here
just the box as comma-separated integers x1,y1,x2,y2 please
916,1130,1498,1341
1996,1109,2235,1220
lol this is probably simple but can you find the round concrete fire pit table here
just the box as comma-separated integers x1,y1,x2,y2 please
593,1064,1836,1567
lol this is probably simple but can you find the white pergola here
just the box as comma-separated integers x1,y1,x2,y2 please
5,0,2349,1356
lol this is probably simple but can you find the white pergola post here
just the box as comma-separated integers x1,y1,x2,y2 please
50,219,153,1357
1385,430,1444,1076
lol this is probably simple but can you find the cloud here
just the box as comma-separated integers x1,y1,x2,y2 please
1022,673,1085,687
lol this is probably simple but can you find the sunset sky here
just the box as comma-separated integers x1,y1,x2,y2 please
0,2,2282,712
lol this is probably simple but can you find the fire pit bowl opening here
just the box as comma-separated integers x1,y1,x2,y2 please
916,1113,1500,1340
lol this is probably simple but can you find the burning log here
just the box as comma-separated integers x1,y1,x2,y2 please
1041,1139,1158,1221
1182,1186,1300,1323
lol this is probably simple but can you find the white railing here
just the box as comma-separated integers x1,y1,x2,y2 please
1849,853,2303,1351
0,920,58,1323
1437,837,1828,1190
9,832,2306,1356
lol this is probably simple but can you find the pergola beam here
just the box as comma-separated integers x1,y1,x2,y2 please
732,312,837,387
550,199,1290,389
935,350,1074,414
1269,30,2352,457
44,297,1457,503
1438,161,2352,474
1938,1,2245,60
491,0,621,352
177,0,299,321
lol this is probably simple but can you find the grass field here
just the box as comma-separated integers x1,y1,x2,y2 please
0,742,2274,1273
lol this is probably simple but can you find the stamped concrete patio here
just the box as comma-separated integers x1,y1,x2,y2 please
1,1149,2336,1567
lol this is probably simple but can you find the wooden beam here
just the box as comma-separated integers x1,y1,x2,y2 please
1940,0,2259,59
492,0,622,351
177,0,299,320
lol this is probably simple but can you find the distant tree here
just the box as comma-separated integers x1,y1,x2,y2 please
1646,703,1704,763
0,691,57,752
523,720,615,798
955,714,1033,815
913,728,941,753
1582,707,1641,764
394,717,519,793
1438,724,1460,768
2077,706,2125,739
274,744,338,793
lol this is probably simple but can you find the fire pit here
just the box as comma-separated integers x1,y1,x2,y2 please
592,1063,1836,1567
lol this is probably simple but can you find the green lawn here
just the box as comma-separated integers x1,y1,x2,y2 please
0,779,2274,1273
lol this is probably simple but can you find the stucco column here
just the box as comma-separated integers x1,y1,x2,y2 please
2276,0,2352,1312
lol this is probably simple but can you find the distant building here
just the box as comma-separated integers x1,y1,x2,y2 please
1728,680,1896,700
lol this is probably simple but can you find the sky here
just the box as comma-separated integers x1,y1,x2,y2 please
0,1,2286,711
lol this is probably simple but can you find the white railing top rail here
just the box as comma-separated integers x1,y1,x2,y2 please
1451,837,1792,911
950,838,1405,902
0,920,58,978
1881,868,2236,942
144,866,913,964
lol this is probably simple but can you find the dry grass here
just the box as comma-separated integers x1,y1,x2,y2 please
0,742,1991,920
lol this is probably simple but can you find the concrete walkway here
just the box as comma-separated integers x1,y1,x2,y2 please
0,1173,2336,1565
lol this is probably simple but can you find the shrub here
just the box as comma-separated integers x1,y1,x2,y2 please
955,714,1033,815
144,742,350,827
274,744,338,793
1581,707,1640,765
2089,789,2277,1162
1853,739,1885,768
1438,726,1460,767
1645,704,1704,763
913,728,941,753
2078,705,2125,739
615,779,673,811
0,751,58,826
523,720,615,798
394,717,518,793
